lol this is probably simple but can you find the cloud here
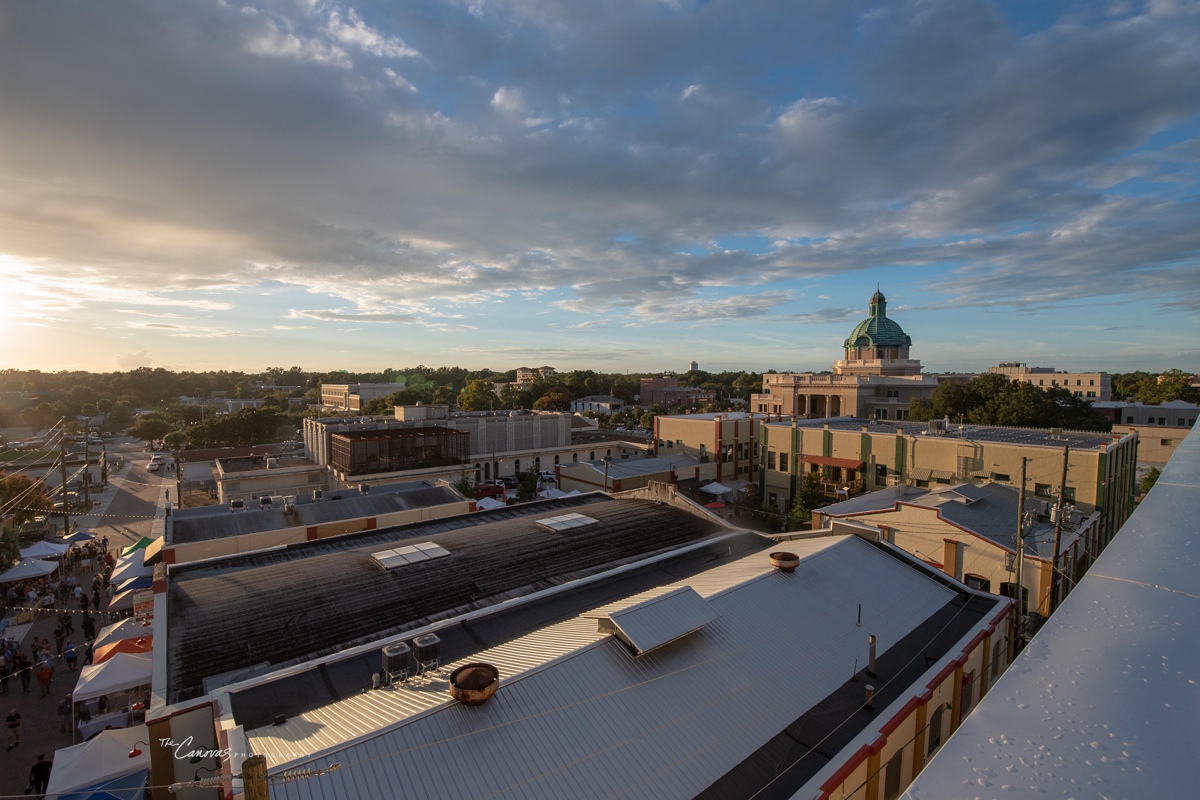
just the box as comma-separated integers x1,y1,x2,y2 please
0,0,1197,347
790,306,861,324
114,350,153,369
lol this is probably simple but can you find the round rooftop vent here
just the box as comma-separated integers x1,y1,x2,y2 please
769,551,800,574
448,662,500,706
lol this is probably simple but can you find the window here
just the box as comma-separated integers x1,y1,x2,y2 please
993,473,1011,482
1089,379,1095,386
1035,483,1053,497
1159,417,1166,425
991,638,1005,678
767,451,777,470
884,749,904,800
779,453,789,472
768,492,777,507
1038,379,1044,385
1063,487,1075,503
927,706,944,756
876,408,889,419
572,453,578,462
1076,380,1082,386
964,574,991,592
1086,391,1095,398
1000,582,1028,614
1126,416,1134,423
876,463,888,486
915,479,929,488
554,455,560,465
514,459,520,472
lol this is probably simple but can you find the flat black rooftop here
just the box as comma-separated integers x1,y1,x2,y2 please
167,495,726,703
169,481,464,544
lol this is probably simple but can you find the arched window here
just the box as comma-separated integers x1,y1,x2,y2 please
590,451,595,460
573,453,578,462
514,459,520,473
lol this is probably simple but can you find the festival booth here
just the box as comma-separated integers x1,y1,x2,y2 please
106,586,145,613
44,724,149,799
115,575,152,593
21,539,70,559
62,529,97,544
109,550,153,584
120,537,154,558
93,618,155,650
72,653,152,741
93,636,152,664
0,557,58,582
475,496,506,510
699,481,733,498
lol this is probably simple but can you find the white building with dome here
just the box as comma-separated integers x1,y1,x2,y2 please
751,289,954,420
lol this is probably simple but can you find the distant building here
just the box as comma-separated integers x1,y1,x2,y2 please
757,417,1137,545
320,383,398,411
514,365,556,387
751,290,952,421
212,452,329,505
654,411,768,487
569,395,624,414
988,363,1110,401
556,452,711,493
689,360,698,372
1091,399,1198,427
165,478,469,564
640,377,715,410
815,481,1101,616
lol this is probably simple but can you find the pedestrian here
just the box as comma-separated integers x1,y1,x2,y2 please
58,694,72,733
81,613,96,641
92,586,101,610
14,651,31,693
5,708,19,750
0,653,8,695
53,624,65,656
29,753,52,796
36,653,53,699
79,592,89,613
63,641,78,672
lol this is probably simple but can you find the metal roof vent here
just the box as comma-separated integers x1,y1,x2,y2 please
769,551,800,574
587,586,719,656
449,663,499,706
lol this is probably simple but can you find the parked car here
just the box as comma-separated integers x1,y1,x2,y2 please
538,471,557,483
500,475,520,489
147,461,161,472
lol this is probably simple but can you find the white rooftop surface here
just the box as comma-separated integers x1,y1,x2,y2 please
255,535,962,799
905,424,1200,799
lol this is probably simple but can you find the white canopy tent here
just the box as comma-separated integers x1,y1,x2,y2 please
21,539,69,559
72,652,152,702
107,586,146,613
109,550,153,584
475,496,506,510
44,724,149,796
0,557,58,582
699,482,733,496
93,618,155,650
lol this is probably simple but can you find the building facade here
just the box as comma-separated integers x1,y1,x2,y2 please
640,377,716,410
751,290,949,421
570,395,625,414
319,383,398,411
757,418,1138,546
654,412,766,487
988,363,1111,401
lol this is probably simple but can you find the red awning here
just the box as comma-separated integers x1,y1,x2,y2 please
801,455,865,470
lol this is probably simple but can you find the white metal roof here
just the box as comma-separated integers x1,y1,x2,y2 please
259,535,960,799
587,586,719,655
905,423,1200,799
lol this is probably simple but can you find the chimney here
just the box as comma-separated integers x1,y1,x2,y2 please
868,634,877,678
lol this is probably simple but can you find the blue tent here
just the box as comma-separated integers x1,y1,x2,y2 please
64,529,97,543
116,575,152,592
58,767,148,800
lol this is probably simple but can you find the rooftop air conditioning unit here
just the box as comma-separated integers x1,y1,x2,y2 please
312,489,323,501
283,495,297,513
1050,427,1063,438
266,458,280,469
259,496,273,509
230,499,244,512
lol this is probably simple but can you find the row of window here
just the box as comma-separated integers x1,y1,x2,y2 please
1128,416,1196,426
1037,378,1096,386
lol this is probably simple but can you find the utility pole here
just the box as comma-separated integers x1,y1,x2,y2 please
242,754,270,800
82,436,91,509
1050,445,1070,614
174,447,184,509
1013,456,1028,655
60,436,71,535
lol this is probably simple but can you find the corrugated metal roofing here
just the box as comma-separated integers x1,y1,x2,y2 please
167,496,726,703
589,586,719,655
260,536,960,800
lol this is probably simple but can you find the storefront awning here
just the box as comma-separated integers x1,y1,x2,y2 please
801,455,865,470
910,467,957,482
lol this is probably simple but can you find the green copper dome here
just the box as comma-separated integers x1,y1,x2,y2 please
843,290,912,349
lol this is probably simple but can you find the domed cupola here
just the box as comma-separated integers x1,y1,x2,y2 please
843,289,912,351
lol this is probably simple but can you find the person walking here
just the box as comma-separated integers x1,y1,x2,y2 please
63,641,78,672
58,695,73,734
35,652,53,699
14,651,31,694
81,613,96,642
92,585,101,611
5,708,19,750
29,753,53,796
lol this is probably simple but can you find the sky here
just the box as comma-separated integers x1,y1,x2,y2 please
1,0,1198,376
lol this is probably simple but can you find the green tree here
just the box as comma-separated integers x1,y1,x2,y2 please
516,465,540,502
1140,467,1161,494
456,379,498,411
453,466,474,498
164,431,188,452
0,472,52,525
129,417,172,444
533,388,572,411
